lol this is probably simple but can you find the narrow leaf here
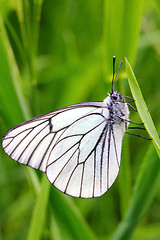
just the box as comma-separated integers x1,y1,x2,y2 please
50,190,97,240
112,140,160,240
125,57,160,157
27,176,50,240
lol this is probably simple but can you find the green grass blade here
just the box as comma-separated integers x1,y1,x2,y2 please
125,57,160,157
118,138,132,216
103,0,144,77
154,0,160,14
27,176,50,240
0,15,30,125
112,139,160,240
32,0,44,57
50,190,97,240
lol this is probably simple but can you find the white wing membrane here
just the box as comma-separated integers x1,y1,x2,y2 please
2,105,100,173
50,107,97,132
2,102,126,198
108,124,124,185
46,113,106,197
81,153,94,197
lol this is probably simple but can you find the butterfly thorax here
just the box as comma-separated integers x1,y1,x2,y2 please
103,91,130,126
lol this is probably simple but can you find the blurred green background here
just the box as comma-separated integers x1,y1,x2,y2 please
1,0,160,240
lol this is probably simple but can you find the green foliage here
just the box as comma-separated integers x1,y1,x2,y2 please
0,1,160,240
125,57,160,155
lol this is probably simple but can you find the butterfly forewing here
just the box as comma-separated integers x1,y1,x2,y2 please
2,105,99,171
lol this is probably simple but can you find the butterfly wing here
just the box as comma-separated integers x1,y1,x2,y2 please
46,112,124,198
2,102,125,198
2,103,101,172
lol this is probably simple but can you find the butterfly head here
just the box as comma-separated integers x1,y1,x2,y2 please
110,91,122,102
103,90,123,107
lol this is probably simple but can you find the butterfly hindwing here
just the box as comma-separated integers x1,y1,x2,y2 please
46,110,106,198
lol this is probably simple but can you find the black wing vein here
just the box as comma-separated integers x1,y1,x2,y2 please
100,126,108,194
107,127,112,190
111,127,120,168
16,123,49,162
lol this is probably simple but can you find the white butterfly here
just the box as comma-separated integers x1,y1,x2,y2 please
2,58,131,198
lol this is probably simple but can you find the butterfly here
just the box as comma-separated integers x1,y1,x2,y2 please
2,57,141,198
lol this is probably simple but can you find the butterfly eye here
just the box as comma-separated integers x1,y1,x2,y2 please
112,95,117,100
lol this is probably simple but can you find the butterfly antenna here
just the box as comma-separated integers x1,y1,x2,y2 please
112,57,123,93
112,56,116,93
